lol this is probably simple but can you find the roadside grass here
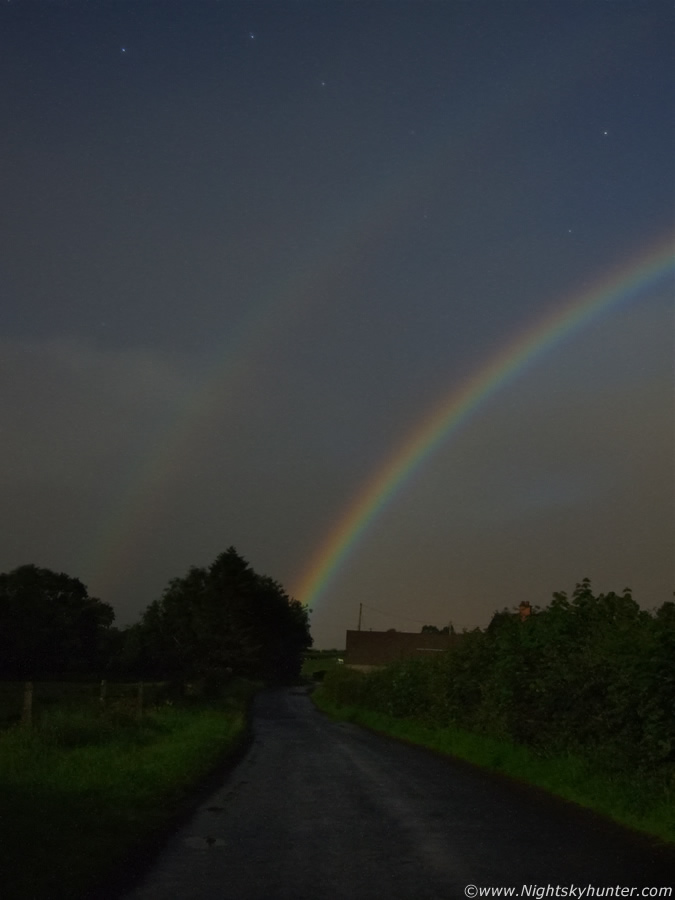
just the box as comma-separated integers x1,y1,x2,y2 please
313,689,675,845
0,679,257,899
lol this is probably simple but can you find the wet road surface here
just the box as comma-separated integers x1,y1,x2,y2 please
121,687,674,899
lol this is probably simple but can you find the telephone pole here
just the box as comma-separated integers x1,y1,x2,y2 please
357,602,362,631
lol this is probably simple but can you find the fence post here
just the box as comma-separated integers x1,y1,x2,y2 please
21,681,33,728
100,679,107,706
137,681,144,720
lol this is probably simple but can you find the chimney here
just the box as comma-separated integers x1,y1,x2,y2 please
518,601,532,622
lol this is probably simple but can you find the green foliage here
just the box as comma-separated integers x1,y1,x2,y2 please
0,565,115,678
30,705,147,749
321,581,675,778
313,690,675,844
0,681,255,899
123,547,312,683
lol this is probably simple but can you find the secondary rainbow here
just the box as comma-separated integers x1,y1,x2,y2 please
84,46,603,604
294,234,674,609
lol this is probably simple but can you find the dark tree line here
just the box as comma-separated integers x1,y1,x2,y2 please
420,624,454,635
0,565,114,678
120,547,311,683
0,549,311,683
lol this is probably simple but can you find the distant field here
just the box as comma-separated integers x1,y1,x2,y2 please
301,653,345,679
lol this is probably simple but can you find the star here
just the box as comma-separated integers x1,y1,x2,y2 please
248,32,256,40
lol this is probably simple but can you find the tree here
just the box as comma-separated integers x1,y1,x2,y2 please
421,624,452,635
129,547,312,683
0,564,114,678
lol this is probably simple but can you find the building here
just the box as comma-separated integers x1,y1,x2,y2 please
344,629,458,671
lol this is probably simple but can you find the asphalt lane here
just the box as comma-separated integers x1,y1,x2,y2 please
121,687,674,900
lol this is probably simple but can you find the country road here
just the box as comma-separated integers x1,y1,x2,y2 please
121,687,674,900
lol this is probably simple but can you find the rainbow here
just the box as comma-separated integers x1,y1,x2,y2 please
294,233,674,609
85,34,606,604
84,163,423,597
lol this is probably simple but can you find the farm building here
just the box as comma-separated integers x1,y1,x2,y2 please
344,629,458,671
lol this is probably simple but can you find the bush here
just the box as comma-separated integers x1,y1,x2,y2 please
321,582,675,778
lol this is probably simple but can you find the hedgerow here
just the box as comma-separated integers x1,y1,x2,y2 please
321,581,675,777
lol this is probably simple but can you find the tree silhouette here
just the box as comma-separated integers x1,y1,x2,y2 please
126,547,311,683
0,564,114,677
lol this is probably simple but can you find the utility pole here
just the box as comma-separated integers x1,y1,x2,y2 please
357,602,362,631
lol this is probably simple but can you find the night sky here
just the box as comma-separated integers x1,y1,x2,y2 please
2,1,673,648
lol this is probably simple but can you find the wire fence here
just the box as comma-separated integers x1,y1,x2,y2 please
0,680,169,729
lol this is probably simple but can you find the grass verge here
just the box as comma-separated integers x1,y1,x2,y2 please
0,679,257,899
313,689,675,845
